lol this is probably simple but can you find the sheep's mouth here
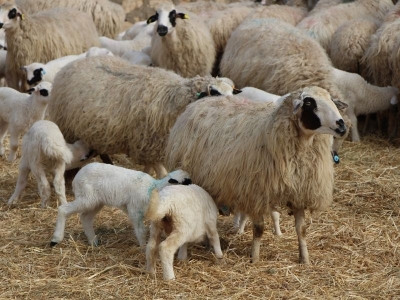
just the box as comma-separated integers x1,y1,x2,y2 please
330,126,346,137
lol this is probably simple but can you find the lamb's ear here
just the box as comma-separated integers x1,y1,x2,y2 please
182,178,192,185
27,87,35,94
292,99,302,114
168,178,179,184
147,13,158,24
332,99,348,110
233,88,242,94
177,13,189,19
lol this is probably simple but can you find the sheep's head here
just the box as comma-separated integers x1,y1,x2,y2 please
0,4,24,30
146,3,189,37
193,76,241,100
167,169,192,185
290,86,348,138
21,63,46,86
27,81,52,102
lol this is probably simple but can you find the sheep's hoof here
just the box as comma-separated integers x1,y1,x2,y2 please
50,241,58,247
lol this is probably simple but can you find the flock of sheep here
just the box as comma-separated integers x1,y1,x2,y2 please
0,0,399,281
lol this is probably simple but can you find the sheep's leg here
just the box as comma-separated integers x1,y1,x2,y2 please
50,203,77,246
233,212,248,234
127,205,147,246
146,223,162,274
177,243,188,261
52,162,67,206
0,120,8,156
206,227,223,259
7,129,20,162
80,205,104,246
159,231,186,280
347,110,360,142
251,216,264,263
293,208,309,264
153,163,168,179
32,167,51,207
8,159,30,205
270,210,282,236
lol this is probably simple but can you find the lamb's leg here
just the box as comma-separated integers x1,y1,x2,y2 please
251,216,264,263
0,120,8,156
347,110,360,142
159,231,186,280
127,205,147,246
80,205,104,246
146,223,162,274
52,162,67,205
206,226,223,259
7,129,20,162
143,165,154,176
50,202,79,246
177,243,188,261
32,167,51,207
293,208,309,264
270,210,282,236
7,159,30,205
153,163,168,179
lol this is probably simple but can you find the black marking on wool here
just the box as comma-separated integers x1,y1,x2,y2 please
168,178,179,184
27,68,43,85
209,88,221,96
182,178,192,185
147,12,158,24
300,97,321,130
169,10,177,27
8,8,17,19
27,88,35,94
39,89,49,97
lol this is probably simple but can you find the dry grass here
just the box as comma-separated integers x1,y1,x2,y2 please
0,133,399,299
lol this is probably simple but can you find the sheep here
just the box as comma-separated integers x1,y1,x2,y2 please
332,68,399,142
147,3,216,78
0,3,100,91
121,50,152,66
296,0,393,53
0,81,52,162
22,47,114,86
50,163,192,247
47,55,237,179
166,86,347,264
7,120,94,207
330,17,380,81
15,0,126,39
145,184,223,280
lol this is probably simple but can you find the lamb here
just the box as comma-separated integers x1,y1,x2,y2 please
50,163,192,247
145,184,223,280
121,50,152,66
15,0,126,39
332,68,399,142
47,55,237,179
7,120,94,207
0,3,100,91
296,0,393,53
147,3,216,78
239,87,281,103
166,86,347,264
22,47,114,86
0,81,52,162
120,20,149,40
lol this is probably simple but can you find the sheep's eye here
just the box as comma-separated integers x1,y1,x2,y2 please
8,8,17,19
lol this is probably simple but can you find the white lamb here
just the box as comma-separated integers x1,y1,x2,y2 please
239,87,281,103
0,81,52,161
8,120,94,207
145,184,223,280
121,50,152,66
50,163,192,247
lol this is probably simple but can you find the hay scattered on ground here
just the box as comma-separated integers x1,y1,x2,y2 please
0,134,399,299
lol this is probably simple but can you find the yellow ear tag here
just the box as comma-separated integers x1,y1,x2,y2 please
183,14,189,19
21,13,25,20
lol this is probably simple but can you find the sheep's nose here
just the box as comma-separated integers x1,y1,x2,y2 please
157,25,168,36
0,23,3,29
335,119,346,136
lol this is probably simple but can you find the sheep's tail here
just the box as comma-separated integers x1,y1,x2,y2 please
41,137,73,165
145,188,160,221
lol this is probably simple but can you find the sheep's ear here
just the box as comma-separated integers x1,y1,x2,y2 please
233,88,242,94
182,178,192,185
168,178,179,184
332,99,348,110
177,13,189,19
292,99,302,114
147,13,158,24
27,87,35,94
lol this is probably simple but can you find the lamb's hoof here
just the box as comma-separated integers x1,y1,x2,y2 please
50,241,58,247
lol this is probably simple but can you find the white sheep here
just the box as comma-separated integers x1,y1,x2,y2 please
7,120,94,207
145,184,223,280
121,50,152,66
50,163,192,247
166,87,347,264
22,47,114,86
147,3,216,78
47,56,237,179
332,68,399,142
15,0,126,39
0,81,52,161
0,3,100,91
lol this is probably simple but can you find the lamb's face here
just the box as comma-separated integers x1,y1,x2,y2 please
197,79,241,99
146,3,189,37
0,5,23,30
21,63,45,86
28,81,52,103
293,86,347,138
167,170,192,186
